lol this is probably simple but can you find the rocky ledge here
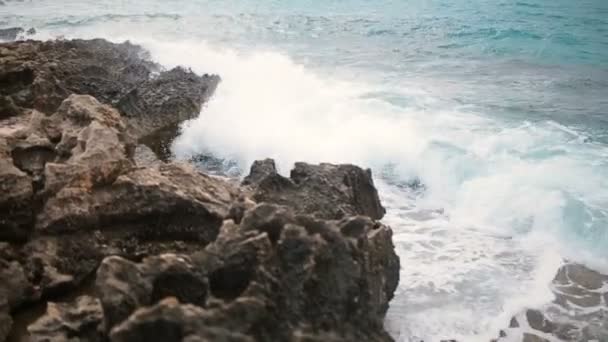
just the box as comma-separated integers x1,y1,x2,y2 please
0,39,400,342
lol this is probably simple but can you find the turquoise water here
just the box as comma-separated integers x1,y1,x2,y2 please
2,1,608,341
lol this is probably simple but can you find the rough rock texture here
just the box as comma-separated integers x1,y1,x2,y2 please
0,38,399,342
243,159,386,220
27,296,104,342
497,263,608,342
0,39,219,138
97,204,399,341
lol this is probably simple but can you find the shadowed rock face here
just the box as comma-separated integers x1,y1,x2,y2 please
0,39,219,139
0,38,400,342
95,204,398,342
243,159,386,221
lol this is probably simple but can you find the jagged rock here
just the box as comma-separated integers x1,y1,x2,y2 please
27,295,104,342
243,159,386,220
0,37,399,342
109,298,255,342
96,256,152,331
526,309,555,334
502,262,608,342
96,253,207,332
94,202,398,341
0,138,34,241
117,67,219,139
0,39,218,138
30,95,236,238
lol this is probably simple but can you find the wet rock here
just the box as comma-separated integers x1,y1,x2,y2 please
117,67,219,139
0,39,218,138
503,262,608,342
526,309,555,334
0,27,23,41
27,295,103,342
31,95,236,238
96,256,152,331
522,333,550,342
564,263,606,290
244,159,386,220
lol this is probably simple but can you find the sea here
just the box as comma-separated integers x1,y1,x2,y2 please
2,0,607,341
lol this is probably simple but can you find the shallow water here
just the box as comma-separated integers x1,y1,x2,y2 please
2,0,608,341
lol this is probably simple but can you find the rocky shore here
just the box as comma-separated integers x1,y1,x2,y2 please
1,36,606,342
0,38,399,341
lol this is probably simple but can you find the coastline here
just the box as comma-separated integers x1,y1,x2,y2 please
0,35,608,341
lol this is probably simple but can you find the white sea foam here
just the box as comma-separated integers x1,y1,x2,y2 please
22,22,608,341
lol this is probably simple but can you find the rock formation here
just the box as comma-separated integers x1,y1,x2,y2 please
0,39,399,342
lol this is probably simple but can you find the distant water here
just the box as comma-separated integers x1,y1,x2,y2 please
2,0,608,341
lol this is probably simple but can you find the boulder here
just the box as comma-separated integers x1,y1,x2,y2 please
117,67,219,139
96,203,399,341
96,253,207,331
27,296,104,342
109,298,255,342
0,39,218,138
243,159,386,220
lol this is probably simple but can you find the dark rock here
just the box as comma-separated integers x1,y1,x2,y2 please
0,37,399,342
26,28,36,36
503,262,608,342
0,260,30,309
522,333,550,342
109,298,254,342
96,202,398,341
0,39,218,138
0,138,34,241
0,27,23,41
509,317,519,328
96,253,208,332
526,309,555,334
244,159,386,220
564,263,605,290
27,295,103,342
96,256,152,331
117,67,219,139
0,95,21,118
0,305,10,342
